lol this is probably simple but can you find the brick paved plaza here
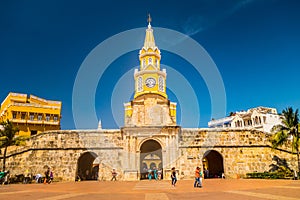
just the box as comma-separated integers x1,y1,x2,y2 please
0,179,299,200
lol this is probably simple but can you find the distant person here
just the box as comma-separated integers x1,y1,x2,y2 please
2,170,10,185
194,166,201,188
49,171,54,183
204,168,209,178
111,168,117,181
153,167,158,180
44,168,50,184
222,172,225,179
171,167,177,187
148,168,152,180
157,168,162,180
85,169,90,180
199,167,203,187
35,173,42,183
294,170,298,180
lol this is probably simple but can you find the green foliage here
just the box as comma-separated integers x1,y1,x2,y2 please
271,107,299,149
270,107,300,172
246,171,293,179
0,120,29,171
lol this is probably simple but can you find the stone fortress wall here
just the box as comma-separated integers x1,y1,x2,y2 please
1,128,297,181
178,128,297,179
1,130,123,181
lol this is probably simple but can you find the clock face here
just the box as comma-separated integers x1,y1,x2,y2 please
145,77,156,88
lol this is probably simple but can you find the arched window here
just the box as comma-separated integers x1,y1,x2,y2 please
255,116,258,125
137,77,143,92
158,76,164,92
149,57,152,64
143,59,146,68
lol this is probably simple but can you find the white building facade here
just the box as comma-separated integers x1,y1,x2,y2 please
208,107,282,133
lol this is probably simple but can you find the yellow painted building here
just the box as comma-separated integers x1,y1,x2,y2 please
0,92,62,136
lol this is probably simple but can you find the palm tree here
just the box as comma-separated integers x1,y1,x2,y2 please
0,120,28,171
271,107,300,173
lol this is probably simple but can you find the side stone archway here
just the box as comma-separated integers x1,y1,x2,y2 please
76,151,99,181
140,139,163,180
202,150,224,178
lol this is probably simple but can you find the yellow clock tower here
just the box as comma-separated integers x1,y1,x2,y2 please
124,17,177,127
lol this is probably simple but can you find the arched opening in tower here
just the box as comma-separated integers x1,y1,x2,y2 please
140,139,163,180
76,151,99,181
202,150,224,178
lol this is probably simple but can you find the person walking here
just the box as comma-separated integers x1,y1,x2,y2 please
111,169,117,181
171,167,177,187
44,167,50,184
49,171,54,183
194,166,201,188
199,167,204,187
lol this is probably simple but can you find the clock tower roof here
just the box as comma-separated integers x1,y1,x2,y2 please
143,14,157,50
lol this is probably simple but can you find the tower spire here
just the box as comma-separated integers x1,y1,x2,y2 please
143,14,156,49
147,14,152,28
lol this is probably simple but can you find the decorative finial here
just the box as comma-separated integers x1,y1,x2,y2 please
98,119,102,130
147,14,152,28
147,14,152,24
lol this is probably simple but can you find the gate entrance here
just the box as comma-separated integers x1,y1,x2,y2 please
76,152,99,181
202,150,224,178
140,139,163,180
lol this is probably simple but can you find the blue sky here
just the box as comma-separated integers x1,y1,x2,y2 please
1,0,299,129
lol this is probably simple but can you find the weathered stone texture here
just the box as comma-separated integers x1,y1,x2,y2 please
178,128,297,179
0,128,297,181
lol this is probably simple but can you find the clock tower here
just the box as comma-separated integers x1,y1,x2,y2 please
124,18,177,127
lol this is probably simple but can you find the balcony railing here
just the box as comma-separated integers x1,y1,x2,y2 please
11,119,60,125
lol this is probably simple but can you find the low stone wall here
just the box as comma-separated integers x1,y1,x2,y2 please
0,129,123,181
178,128,297,179
0,128,297,181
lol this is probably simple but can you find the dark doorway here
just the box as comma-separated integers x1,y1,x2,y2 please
76,152,99,181
140,139,163,180
202,150,224,178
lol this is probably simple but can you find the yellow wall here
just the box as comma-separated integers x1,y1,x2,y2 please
134,45,167,99
0,92,62,137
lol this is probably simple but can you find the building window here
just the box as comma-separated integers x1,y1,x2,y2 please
158,76,164,92
137,77,143,92
248,120,252,126
254,116,258,125
38,114,42,121
30,113,34,121
143,59,146,68
149,57,152,64
54,115,58,122
46,115,50,121
21,113,26,120
12,112,17,119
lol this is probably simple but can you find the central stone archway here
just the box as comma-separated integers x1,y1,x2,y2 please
202,150,224,178
76,151,99,181
140,139,163,180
